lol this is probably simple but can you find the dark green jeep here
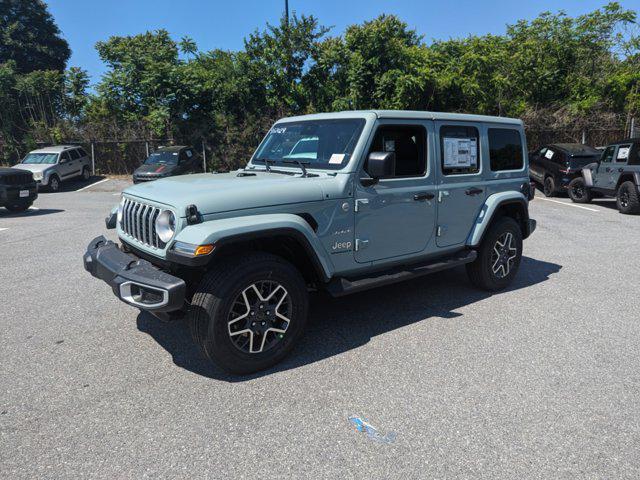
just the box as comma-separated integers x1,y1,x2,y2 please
568,138,640,214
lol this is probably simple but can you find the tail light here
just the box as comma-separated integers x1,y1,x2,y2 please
522,182,536,200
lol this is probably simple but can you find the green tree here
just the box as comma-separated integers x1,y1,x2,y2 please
0,0,70,73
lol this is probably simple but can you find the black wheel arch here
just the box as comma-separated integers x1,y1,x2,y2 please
477,198,532,246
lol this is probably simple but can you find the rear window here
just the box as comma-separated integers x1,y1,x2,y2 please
488,128,523,171
77,148,88,157
69,149,80,160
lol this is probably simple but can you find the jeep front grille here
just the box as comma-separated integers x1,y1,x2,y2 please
121,198,162,248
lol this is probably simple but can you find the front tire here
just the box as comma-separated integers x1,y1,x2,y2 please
188,252,309,374
466,217,523,291
616,181,640,214
568,177,592,204
48,174,60,193
5,201,32,212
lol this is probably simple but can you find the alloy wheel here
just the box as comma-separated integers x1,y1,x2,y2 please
571,183,584,199
227,281,291,354
490,232,517,279
619,190,629,208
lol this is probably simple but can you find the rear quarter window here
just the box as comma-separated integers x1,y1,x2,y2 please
488,128,523,171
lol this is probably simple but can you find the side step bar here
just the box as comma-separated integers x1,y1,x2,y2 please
326,250,477,297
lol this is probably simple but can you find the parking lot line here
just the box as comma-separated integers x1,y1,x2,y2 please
536,197,600,212
77,178,110,192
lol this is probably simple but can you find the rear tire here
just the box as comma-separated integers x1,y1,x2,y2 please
616,181,640,215
543,176,556,197
188,252,309,374
82,167,91,181
568,177,592,204
466,216,523,291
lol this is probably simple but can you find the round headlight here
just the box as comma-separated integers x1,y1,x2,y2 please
155,210,176,243
117,197,125,224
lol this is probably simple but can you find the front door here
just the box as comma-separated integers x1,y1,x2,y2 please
593,145,616,191
58,151,75,179
353,121,437,263
435,122,487,247
610,144,631,189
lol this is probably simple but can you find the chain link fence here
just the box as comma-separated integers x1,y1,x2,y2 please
2,121,638,174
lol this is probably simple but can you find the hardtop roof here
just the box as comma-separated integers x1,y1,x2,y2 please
549,143,601,155
278,110,523,126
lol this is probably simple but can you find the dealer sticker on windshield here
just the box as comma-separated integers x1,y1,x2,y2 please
329,153,345,164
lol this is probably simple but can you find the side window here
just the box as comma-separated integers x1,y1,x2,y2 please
60,151,72,162
69,149,80,160
488,128,523,171
440,125,480,175
367,125,426,177
600,146,615,163
77,148,88,157
615,144,631,163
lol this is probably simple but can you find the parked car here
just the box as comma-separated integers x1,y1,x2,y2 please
0,167,38,212
568,138,640,214
133,146,203,183
84,110,536,374
12,145,91,192
529,143,601,197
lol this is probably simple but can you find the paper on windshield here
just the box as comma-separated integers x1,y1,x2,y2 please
545,149,554,159
443,137,477,168
329,153,345,164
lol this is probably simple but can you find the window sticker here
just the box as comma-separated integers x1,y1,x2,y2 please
271,127,287,134
443,137,478,168
384,139,395,152
186,150,192,158
545,149,554,159
329,153,345,164
617,147,630,160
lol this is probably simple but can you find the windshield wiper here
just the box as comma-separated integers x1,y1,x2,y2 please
254,158,294,175
282,160,317,177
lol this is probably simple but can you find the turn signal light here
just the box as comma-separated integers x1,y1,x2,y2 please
194,244,215,256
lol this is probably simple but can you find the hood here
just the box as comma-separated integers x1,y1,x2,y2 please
124,171,331,216
134,163,177,176
12,163,53,174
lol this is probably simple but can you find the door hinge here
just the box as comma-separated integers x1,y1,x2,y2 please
438,190,450,203
355,238,369,251
354,198,369,212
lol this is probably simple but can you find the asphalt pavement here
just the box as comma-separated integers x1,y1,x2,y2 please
1,178,639,479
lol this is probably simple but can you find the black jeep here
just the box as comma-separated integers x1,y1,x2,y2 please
568,138,640,214
0,168,37,212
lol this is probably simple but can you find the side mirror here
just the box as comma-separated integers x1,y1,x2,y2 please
361,151,395,186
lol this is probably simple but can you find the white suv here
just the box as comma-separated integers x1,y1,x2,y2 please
13,145,92,192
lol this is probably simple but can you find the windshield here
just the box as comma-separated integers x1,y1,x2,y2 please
144,151,179,165
252,119,365,170
22,153,58,164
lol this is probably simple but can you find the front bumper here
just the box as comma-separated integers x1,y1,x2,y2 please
0,183,38,204
83,236,186,312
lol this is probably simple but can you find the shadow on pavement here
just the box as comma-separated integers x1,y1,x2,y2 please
136,256,562,382
38,175,107,193
0,207,64,217
590,199,620,211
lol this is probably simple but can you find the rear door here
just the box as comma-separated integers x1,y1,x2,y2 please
435,122,486,247
353,120,437,263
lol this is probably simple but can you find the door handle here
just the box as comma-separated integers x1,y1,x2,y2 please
413,192,435,201
465,187,483,196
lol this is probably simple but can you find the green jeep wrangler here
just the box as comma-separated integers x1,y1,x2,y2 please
84,111,536,374
568,138,640,214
